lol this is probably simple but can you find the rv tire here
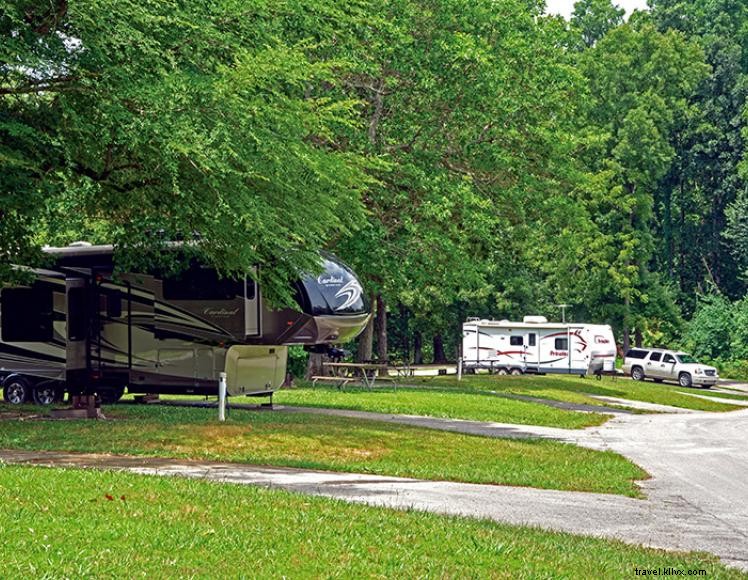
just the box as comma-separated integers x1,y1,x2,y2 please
679,372,693,388
32,384,62,405
510,368,523,376
497,368,509,376
631,366,645,381
3,376,31,405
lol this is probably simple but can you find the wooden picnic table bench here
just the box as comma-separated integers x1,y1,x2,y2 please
320,362,391,390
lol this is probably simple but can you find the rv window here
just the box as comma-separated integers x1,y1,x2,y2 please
554,338,568,350
626,349,648,359
528,333,536,347
510,336,523,346
1,286,54,342
649,352,662,362
162,264,242,301
106,290,122,318
67,287,90,341
246,279,256,301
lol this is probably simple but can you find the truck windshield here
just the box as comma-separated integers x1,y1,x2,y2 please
676,354,698,364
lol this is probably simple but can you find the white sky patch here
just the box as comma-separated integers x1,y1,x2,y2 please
545,0,649,19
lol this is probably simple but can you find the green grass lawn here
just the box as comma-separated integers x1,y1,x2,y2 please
275,386,609,428
673,388,748,401
0,466,742,579
0,403,646,496
417,374,745,412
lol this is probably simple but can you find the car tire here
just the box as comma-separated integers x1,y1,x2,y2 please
631,366,645,381
32,384,62,405
3,376,31,405
679,372,693,388
510,368,523,376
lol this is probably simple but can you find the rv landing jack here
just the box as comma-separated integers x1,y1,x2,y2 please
50,395,106,420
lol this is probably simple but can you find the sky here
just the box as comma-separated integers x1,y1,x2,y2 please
545,0,649,19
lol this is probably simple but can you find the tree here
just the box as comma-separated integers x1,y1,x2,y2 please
0,0,370,304
571,0,626,47
573,19,709,349
649,0,748,303
333,0,582,360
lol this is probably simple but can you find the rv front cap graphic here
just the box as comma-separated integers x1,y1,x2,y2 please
334,279,363,311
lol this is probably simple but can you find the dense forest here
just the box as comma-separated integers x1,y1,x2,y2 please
2,0,748,371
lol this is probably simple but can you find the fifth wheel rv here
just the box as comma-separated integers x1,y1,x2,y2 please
0,244,370,405
462,316,616,376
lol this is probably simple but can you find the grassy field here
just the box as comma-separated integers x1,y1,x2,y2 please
416,374,746,412
0,466,742,579
274,386,609,428
0,403,646,496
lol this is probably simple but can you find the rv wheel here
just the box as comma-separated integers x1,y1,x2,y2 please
3,376,30,405
32,385,61,406
497,368,508,376
510,368,523,376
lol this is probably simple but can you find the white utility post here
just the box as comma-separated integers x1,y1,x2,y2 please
457,358,463,382
218,372,227,422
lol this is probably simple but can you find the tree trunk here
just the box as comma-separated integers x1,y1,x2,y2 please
635,327,643,348
356,312,375,363
375,294,387,362
413,331,423,365
433,334,447,364
622,327,631,355
306,352,326,380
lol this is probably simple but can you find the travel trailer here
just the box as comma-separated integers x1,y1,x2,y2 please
462,316,616,376
0,243,370,405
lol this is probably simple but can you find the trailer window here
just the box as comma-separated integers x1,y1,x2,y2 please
528,333,536,347
1,287,54,342
554,338,568,350
162,264,242,301
510,336,523,346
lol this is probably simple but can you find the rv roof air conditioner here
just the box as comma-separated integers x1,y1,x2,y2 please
69,241,93,248
523,316,548,324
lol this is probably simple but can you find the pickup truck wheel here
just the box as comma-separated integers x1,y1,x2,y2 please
3,376,30,405
631,366,645,381
679,372,693,388
32,384,61,405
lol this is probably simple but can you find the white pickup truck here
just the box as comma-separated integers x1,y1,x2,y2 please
622,348,718,388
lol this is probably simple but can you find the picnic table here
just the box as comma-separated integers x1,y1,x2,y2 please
312,362,391,390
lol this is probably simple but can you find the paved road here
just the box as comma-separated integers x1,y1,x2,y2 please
2,407,748,570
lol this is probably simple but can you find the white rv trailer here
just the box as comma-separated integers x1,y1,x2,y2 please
462,316,616,376
0,244,370,405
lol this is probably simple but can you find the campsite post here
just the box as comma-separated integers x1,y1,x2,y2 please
218,372,227,421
